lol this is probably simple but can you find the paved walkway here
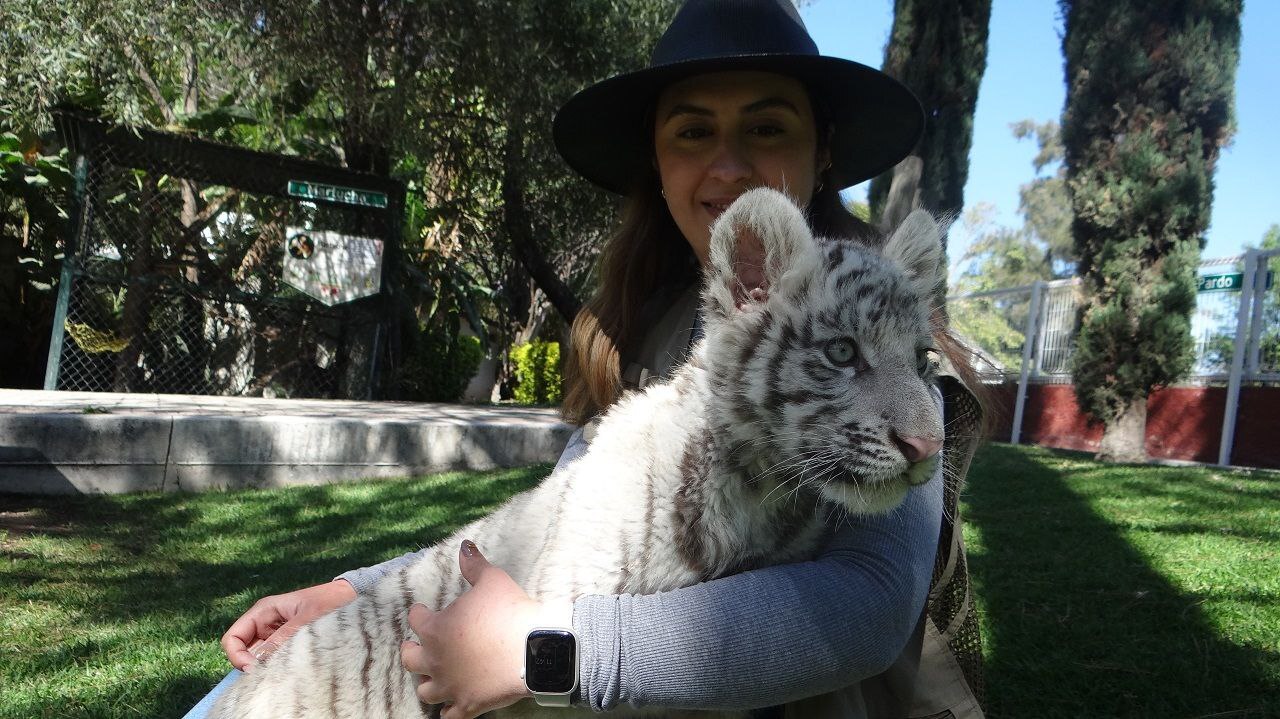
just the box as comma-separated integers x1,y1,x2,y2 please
0,390,574,495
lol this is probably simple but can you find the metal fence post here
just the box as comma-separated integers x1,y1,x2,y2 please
1245,251,1272,376
43,152,90,391
1218,249,1258,466
1011,281,1045,445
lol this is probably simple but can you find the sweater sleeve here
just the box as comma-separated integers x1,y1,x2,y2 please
572,462,944,712
335,428,591,594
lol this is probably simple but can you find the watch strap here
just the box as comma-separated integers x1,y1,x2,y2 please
533,692,573,707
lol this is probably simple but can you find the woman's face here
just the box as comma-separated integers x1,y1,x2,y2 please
653,71,824,265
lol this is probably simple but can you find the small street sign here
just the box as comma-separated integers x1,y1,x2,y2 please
1196,271,1274,293
287,180,388,209
1199,273,1244,292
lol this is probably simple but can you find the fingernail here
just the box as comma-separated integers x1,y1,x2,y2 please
249,639,279,662
461,539,477,557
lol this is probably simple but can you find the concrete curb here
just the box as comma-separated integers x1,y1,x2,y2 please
0,391,574,495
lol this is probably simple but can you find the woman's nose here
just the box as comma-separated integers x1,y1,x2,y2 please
707,140,752,184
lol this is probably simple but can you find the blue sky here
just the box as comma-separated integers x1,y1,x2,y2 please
799,0,1278,269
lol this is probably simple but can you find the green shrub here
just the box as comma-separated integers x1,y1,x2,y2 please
399,330,484,402
510,341,562,405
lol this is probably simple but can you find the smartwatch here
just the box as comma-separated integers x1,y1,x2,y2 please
522,627,578,706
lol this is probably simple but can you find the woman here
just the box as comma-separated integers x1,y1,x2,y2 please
211,1,986,717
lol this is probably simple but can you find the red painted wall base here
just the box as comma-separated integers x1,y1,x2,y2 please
988,383,1280,469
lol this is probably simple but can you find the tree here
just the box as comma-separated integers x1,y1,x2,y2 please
953,120,1075,294
949,204,1051,374
0,0,265,389
0,133,71,387
386,0,676,396
955,204,1053,293
1060,0,1242,462
948,121,1075,376
0,0,260,134
1,0,677,397
1011,119,1075,274
868,0,992,238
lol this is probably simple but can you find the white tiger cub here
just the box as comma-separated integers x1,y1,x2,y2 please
208,188,946,719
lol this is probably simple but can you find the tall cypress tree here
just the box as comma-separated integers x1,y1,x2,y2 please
868,0,992,236
1060,0,1241,461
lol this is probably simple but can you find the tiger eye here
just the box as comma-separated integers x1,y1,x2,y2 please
825,338,860,367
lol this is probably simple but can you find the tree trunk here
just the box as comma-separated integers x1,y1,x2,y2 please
500,128,581,324
1096,395,1147,463
868,0,992,229
877,155,923,234
113,174,159,392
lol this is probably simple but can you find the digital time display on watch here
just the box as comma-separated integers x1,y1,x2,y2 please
525,629,577,694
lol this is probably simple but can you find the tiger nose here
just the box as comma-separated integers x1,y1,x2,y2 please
891,431,943,463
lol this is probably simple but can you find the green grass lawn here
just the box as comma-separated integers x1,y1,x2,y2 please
1,446,1277,718
963,445,1280,718
0,466,547,719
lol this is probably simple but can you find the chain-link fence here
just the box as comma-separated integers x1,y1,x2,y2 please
45,111,403,399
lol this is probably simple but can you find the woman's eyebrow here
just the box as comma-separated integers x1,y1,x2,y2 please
662,97,800,122
664,103,714,121
742,97,800,115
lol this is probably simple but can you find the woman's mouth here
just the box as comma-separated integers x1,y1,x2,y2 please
703,199,735,219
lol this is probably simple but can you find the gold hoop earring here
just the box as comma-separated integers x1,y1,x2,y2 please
660,187,667,199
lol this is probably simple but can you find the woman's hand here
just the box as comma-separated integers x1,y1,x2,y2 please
221,579,357,671
401,540,573,719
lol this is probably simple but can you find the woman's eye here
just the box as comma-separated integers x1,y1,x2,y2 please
825,338,861,367
676,127,711,140
749,124,784,137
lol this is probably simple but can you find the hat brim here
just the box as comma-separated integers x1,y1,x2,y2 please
553,54,924,195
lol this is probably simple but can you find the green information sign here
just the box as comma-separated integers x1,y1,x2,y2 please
287,180,388,209
1197,271,1274,293
1198,273,1244,292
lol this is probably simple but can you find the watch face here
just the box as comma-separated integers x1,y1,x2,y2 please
525,629,576,694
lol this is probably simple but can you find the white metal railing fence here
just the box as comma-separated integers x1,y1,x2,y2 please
947,248,1279,462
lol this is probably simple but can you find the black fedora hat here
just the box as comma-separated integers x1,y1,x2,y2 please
553,0,924,195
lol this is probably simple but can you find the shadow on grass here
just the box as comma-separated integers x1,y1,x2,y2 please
964,445,1278,718
0,466,547,718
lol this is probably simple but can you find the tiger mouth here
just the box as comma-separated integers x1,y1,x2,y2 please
832,466,895,487
833,459,934,488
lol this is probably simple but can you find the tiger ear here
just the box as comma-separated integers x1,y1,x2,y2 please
706,188,819,315
882,209,944,300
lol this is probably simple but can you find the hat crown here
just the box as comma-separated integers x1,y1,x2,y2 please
651,0,818,67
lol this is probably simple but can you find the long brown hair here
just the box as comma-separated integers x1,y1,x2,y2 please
561,171,693,424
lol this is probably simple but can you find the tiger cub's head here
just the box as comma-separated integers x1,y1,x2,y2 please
701,188,945,515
